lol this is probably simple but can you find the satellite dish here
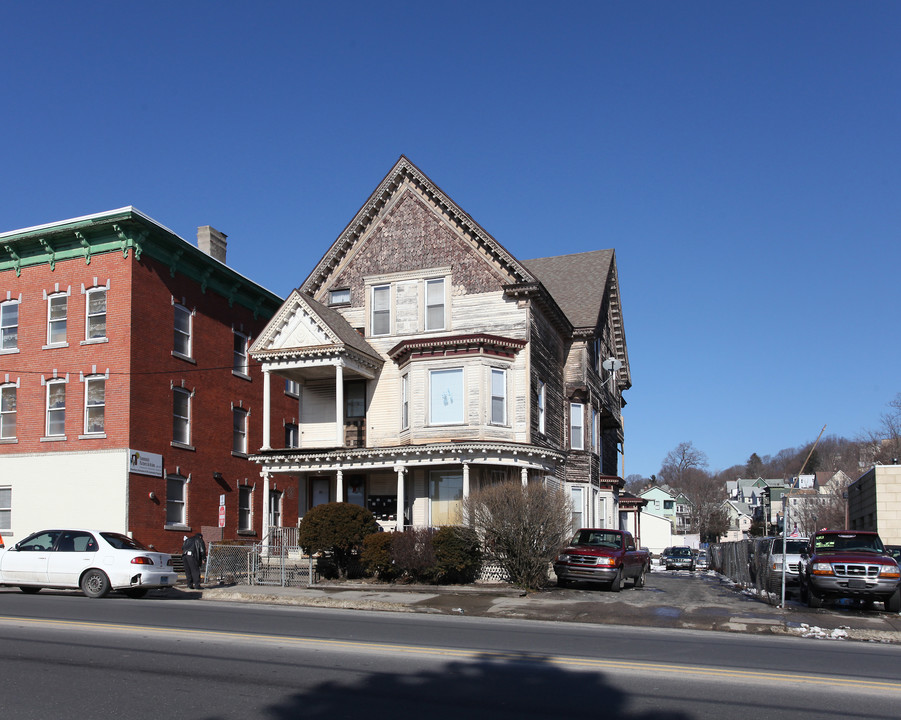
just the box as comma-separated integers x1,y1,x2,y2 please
602,357,622,372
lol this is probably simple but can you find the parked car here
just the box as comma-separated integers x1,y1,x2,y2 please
696,551,709,571
0,528,174,598
798,530,901,611
765,536,809,592
664,546,695,571
886,546,901,565
554,529,650,591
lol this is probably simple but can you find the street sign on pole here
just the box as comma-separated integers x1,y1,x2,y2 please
218,504,226,528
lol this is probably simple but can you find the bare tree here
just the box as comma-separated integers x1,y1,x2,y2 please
659,441,709,488
462,482,572,591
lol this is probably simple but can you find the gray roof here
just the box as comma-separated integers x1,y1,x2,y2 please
521,249,614,329
303,294,382,363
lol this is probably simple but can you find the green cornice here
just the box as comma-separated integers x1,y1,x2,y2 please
0,207,281,318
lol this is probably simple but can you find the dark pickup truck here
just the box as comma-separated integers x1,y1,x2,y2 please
554,528,650,592
798,530,901,611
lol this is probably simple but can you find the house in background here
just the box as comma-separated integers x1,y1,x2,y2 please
0,209,296,553
250,156,631,538
721,500,754,541
638,484,693,535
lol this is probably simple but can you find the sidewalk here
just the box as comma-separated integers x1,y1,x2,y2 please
188,571,901,643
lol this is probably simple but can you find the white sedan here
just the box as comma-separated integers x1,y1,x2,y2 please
0,529,174,598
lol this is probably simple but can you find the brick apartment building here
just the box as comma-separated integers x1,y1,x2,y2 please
0,208,297,553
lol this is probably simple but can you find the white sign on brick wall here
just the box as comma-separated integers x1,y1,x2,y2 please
128,449,163,477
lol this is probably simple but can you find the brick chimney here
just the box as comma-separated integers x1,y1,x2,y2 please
197,226,227,263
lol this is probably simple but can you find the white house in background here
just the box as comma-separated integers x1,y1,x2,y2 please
721,500,754,542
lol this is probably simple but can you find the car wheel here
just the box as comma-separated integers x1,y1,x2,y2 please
634,567,646,588
19,586,41,594
557,578,569,589
80,569,111,598
885,588,901,613
807,589,823,609
123,588,149,599
609,569,623,593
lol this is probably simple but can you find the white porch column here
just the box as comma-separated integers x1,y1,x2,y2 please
261,471,271,554
462,462,470,498
395,465,406,532
336,468,344,503
335,362,344,447
262,369,271,450
521,467,528,487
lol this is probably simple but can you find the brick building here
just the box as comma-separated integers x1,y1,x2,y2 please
0,208,296,553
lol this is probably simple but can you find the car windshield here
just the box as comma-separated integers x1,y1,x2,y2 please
672,547,692,557
572,530,621,548
772,539,807,554
100,532,149,551
814,534,884,553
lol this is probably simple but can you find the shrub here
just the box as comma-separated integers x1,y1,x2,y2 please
297,502,380,578
361,531,397,580
432,525,482,584
391,528,436,583
462,482,572,591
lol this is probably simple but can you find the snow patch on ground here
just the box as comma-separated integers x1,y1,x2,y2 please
793,623,849,640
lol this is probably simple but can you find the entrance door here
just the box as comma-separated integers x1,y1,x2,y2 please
311,477,329,507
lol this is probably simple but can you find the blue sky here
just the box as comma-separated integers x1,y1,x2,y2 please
3,2,900,478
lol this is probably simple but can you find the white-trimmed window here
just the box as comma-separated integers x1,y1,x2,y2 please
284,422,299,448
425,278,445,331
233,331,249,376
429,368,464,425
238,485,253,532
47,293,67,345
591,407,598,452
537,381,546,435
401,374,409,430
371,284,390,336
46,379,66,436
173,303,192,358
85,287,107,340
490,368,507,425
0,384,16,439
0,300,19,351
285,379,300,397
232,406,248,454
269,490,282,528
571,485,584,532
166,475,187,526
329,288,350,305
172,387,191,445
0,487,10,532
83,376,105,435
570,402,584,450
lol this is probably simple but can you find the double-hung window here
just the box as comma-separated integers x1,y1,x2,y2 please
232,407,248,454
84,377,105,434
85,288,107,340
425,278,445,331
0,300,18,351
284,422,299,448
46,379,66,437
166,475,186,526
429,368,464,425
233,331,249,376
371,285,390,336
238,485,253,532
173,304,192,358
0,487,10,532
0,385,16,439
47,293,67,345
490,368,507,425
401,374,409,430
172,388,191,445
570,402,584,450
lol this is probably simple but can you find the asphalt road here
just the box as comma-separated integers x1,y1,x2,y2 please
1,586,901,719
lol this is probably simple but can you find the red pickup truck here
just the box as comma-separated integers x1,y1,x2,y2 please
554,528,650,591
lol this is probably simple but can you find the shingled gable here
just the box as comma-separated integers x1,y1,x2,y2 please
299,155,540,300
249,289,383,368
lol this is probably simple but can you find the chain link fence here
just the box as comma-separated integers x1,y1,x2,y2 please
709,537,785,606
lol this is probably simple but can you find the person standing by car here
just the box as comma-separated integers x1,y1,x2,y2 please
182,532,206,590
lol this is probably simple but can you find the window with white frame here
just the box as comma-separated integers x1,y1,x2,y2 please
172,387,191,445
233,331,249,376
537,380,545,434
166,475,186,526
490,368,507,425
285,379,300,397
85,287,107,340
401,374,409,430
46,379,66,436
329,288,350,305
232,407,248,454
47,293,67,345
371,285,390,336
238,485,253,532
571,486,584,532
284,422,299,448
0,486,10,532
425,278,445,331
269,490,282,528
1,300,18,351
83,376,105,434
173,303,192,358
0,385,16,439
429,368,464,425
570,402,584,450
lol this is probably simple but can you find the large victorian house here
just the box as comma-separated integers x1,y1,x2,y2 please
249,157,630,537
